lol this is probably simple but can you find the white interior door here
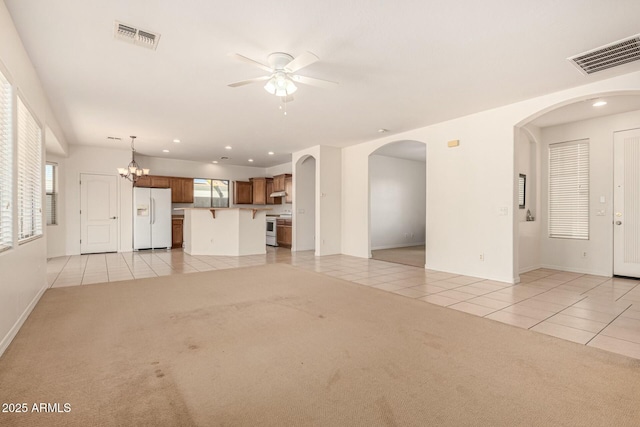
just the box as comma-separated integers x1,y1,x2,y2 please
80,173,118,254
614,128,640,278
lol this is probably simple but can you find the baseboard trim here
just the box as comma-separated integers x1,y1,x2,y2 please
540,264,612,277
371,242,425,251
519,264,543,274
0,282,48,357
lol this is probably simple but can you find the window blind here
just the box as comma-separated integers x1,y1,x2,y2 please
548,140,589,239
17,97,42,242
45,162,57,225
0,70,12,251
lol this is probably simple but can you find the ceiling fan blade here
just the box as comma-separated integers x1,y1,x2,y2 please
284,51,319,73
291,74,338,88
228,75,271,87
228,53,273,73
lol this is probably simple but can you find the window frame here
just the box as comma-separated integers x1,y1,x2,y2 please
193,178,230,208
16,94,43,244
548,139,590,240
45,162,58,226
0,66,13,253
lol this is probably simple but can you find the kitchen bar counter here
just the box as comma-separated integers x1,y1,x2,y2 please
177,208,269,256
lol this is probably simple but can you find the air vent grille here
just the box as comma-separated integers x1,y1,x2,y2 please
114,21,160,50
569,34,640,75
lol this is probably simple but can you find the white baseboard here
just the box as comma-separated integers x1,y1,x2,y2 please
540,263,612,277
0,282,48,357
371,242,426,251
519,264,543,274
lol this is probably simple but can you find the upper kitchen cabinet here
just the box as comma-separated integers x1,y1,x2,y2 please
134,175,170,188
250,177,267,205
170,178,194,203
234,181,253,204
273,174,292,192
251,177,281,205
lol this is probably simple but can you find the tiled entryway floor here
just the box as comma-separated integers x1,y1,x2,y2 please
47,248,640,360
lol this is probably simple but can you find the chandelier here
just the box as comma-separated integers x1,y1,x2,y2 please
117,136,149,182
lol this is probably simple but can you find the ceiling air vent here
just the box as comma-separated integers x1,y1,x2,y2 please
568,34,640,75
114,21,160,50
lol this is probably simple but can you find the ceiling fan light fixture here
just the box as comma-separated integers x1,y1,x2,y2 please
264,72,297,97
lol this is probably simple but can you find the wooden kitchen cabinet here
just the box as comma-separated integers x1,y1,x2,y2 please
234,181,253,204
276,218,292,247
265,179,281,205
250,177,267,205
134,175,170,188
273,173,291,192
172,218,183,248
250,177,281,205
170,178,194,203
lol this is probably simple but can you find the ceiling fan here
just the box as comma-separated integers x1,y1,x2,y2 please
227,51,337,99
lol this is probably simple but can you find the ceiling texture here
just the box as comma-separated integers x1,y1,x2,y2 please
5,0,640,167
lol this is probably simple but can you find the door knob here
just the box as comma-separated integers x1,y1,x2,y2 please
615,221,622,225
111,216,117,219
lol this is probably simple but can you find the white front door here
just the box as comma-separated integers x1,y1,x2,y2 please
613,128,640,278
80,173,118,254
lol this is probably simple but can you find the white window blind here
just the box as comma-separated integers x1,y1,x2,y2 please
0,70,12,252
548,140,589,239
45,162,57,225
17,97,43,242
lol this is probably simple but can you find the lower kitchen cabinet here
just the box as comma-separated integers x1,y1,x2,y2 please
172,218,183,249
276,218,292,247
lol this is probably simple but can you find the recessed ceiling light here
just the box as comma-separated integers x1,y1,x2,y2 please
212,160,218,164
162,149,170,153
248,159,254,162
378,128,389,133
225,145,232,150
268,151,275,155
173,139,181,143
592,100,607,107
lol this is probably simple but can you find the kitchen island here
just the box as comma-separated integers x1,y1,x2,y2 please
178,208,269,256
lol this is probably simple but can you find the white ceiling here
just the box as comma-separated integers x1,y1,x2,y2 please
5,0,640,167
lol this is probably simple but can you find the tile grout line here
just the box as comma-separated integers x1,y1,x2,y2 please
584,304,633,346
614,281,640,302
50,255,72,288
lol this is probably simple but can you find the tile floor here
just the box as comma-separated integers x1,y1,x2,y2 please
47,248,640,360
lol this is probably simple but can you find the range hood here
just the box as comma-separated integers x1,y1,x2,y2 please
270,191,287,197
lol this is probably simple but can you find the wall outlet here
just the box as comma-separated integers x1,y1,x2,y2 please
582,251,587,258
479,253,484,261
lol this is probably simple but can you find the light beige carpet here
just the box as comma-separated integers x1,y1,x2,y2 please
371,245,425,267
1,264,639,426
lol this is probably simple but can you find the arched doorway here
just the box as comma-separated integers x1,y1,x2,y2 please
513,91,640,279
294,155,316,253
368,140,426,268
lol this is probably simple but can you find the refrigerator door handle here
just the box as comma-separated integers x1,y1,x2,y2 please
151,198,155,224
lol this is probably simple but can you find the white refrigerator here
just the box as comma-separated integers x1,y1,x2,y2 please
133,187,172,250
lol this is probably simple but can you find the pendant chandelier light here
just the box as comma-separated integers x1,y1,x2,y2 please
117,136,149,182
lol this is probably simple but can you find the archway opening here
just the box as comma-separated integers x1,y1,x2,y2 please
368,140,426,268
514,91,640,280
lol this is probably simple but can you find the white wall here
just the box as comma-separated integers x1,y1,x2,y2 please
369,155,426,250
0,2,66,355
295,156,316,251
63,145,133,255
516,126,541,273
538,109,640,276
293,145,342,256
342,72,640,283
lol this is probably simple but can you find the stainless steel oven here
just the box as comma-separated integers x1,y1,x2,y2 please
266,217,277,246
